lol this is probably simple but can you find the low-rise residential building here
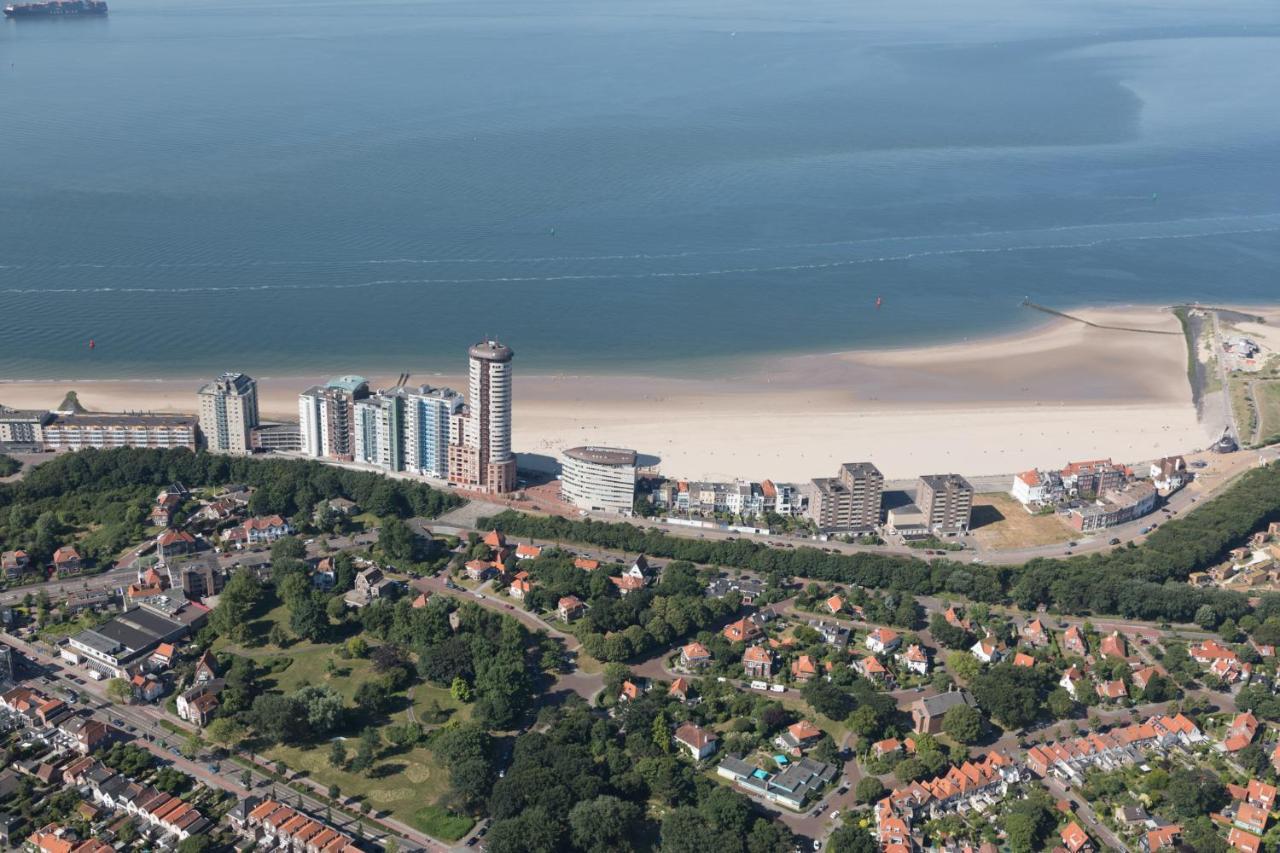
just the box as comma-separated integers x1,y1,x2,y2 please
1221,711,1259,753
911,689,977,734
1100,630,1128,660
344,567,396,608
1095,679,1127,702
1021,618,1049,647
717,754,836,810
27,823,115,853
791,654,818,681
176,679,223,727
465,559,496,582
237,798,361,853
1060,665,1085,699
1010,468,1066,507
1,550,30,579
898,644,930,675
777,720,824,754
222,514,293,547
743,645,774,679
1024,713,1204,782
52,546,82,576
874,752,1021,845
1066,481,1158,532
673,722,717,760
1063,626,1087,656
705,576,767,604
39,413,197,452
557,595,585,621
865,627,901,654
724,618,764,644
1150,456,1187,492
508,571,533,601
1060,821,1094,853
680,642,712,669
970,637,1004,664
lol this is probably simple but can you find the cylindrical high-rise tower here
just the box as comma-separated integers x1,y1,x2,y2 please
450,340,517,493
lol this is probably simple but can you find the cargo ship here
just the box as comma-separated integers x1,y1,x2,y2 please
4,0,108,17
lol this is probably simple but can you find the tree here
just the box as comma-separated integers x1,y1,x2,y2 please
827,824,877,853
289,593,330,643
328,739,347,769
1046,688,1076,719
271,536,307,562
379,517,418,562
568,795,642,853
855,776,886,804
204,717,245,748
247,693,304,744
894,757,925,784
451,676,474,702
1166,769,1228,819
1002,791,1056,853
802,680,854,720
350,728,380,774
295,685,345,736
746,819,794,853
268,623,290,648
355,680,393,715
210,570,264,643
942,704,984,744
105,678,133,704
432,723,495,808
1194,604,1218,630
176,836,212,853
181,732,204,759
659,807,717,852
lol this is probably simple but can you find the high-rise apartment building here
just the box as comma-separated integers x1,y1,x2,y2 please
916,473,974,534
354,391,405,471
806,462,884,531
448,340,516,494
298,376,370,461
197,372,259,454
404,385,464,478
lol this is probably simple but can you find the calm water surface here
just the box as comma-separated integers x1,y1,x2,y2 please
1,0,1278,378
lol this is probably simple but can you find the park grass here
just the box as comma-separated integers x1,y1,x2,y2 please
215,603,474,840
410,804,474,839
1256,381,1280,445
1228,376,1258,445
574,651,606,675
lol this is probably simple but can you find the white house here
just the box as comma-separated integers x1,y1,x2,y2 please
1059,666,1084,699
970,637,1005,664
898,644,931,676
674,722,717,760
865,627,901,654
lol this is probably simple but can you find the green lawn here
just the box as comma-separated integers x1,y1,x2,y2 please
215,604,474,840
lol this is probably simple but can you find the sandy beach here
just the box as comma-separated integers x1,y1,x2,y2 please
1,305,1263,482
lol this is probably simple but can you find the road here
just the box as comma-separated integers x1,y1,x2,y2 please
1211,309,1240,442
1042,775,1126,851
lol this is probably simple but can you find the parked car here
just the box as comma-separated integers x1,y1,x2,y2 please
1108,538,1121,545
